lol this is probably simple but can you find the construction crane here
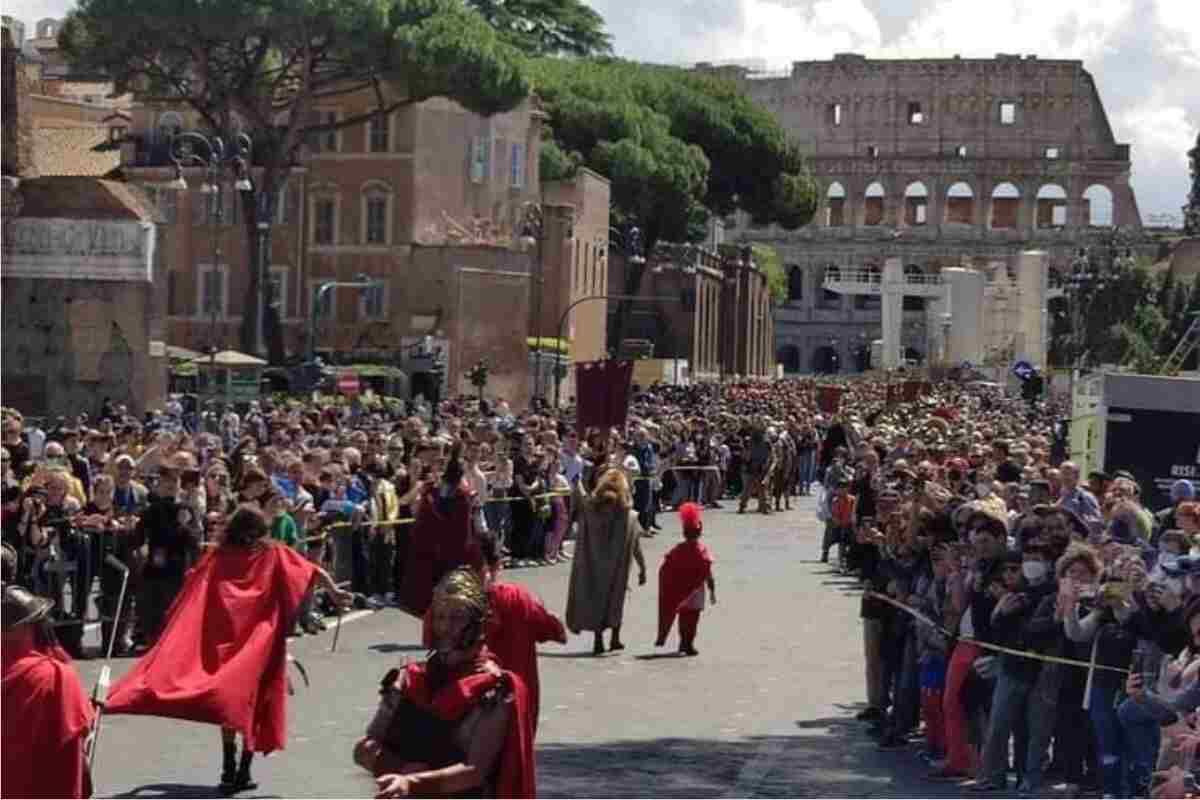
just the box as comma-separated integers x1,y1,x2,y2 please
1160,313,1200,375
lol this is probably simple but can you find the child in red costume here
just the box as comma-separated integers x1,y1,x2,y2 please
655,502,716,656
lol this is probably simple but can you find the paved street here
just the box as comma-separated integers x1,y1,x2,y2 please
79,497,956,798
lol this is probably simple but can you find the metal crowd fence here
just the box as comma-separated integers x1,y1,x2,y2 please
25,465,732,622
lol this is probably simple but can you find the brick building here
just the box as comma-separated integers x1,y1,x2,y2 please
608,243,774,382
116,87,551,407
704,53,1144,374
536,168,613,401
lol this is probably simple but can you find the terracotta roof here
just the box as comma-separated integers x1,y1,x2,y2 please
15,176,158,221
33,127,121,177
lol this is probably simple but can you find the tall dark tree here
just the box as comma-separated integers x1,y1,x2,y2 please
467,0,611,55
60,0,529,358
529,58,818,348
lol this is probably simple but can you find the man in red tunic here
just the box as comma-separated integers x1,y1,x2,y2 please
422,530,567,731
399,446,483,617
355,568,537,798
655,502,717,656
104,506,351,795
2,584,94,799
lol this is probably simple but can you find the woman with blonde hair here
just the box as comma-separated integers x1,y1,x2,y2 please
565,468,648,655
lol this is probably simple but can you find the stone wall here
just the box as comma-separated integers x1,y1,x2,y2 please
1,277,163,418
2,25,36,179
704,54,1143,375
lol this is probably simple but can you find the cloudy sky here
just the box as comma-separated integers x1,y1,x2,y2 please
8,0,1195,223
582,0,1197,225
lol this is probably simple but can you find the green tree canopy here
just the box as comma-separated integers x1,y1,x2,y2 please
467,0,610,56
530,58,817,346
530,57,817,245
59,0,530,357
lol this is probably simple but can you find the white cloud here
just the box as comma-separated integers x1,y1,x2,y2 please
882,0,1134,62
589,0,1195,223
1113,102,1196,224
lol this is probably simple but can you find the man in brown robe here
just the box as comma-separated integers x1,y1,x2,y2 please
564,470,647,656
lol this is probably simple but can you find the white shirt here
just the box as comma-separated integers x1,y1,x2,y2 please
561,450,584,485
27,428,46,459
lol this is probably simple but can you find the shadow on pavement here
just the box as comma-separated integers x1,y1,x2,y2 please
539,650,608,659
110,783,282,799
366,643,428,654
633,652,688,661
536,714,977,799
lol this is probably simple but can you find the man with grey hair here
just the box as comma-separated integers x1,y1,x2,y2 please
1058,461,1103,537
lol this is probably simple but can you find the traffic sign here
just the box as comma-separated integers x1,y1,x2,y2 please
337,372,360,396
1012,360,1035,381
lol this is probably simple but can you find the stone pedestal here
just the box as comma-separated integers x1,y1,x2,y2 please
942,267,985,365
1016,250,1049,368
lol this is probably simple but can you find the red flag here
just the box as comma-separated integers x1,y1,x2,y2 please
816,385,843,414
105,543,316,753
575,359,633,433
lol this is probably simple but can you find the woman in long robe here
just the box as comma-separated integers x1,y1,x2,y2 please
564,468,647,656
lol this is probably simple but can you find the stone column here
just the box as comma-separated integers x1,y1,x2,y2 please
942,268,985,364
880,257,904,369
1016,250,1049,368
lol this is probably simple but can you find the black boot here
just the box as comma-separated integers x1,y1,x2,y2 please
218,741,237,794
234,750,258,793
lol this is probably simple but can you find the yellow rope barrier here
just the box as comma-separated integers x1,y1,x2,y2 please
865,590,1129,675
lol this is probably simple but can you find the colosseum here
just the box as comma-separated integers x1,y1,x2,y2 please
709,53,1142,375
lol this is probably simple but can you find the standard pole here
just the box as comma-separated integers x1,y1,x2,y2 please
256,220,269,358
552,293,680,408
533,234,544,404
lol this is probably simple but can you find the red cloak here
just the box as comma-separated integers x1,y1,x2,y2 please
401,656,536,798
105,542,316,753
1,646,94,799
399,482,478,617
657,539,713,643
421,581,565,732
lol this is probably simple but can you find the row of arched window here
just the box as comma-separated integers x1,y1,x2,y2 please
821,180,1114,229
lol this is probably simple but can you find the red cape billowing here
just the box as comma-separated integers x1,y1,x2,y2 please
2,647,94,799
657,539,713,642
105,542,316,753
402,658,537,798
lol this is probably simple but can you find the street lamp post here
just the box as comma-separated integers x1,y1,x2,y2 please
519,203,546,404
554,293,678,408
607,223,647,361
307,274,385,361
1063,227,1137,412
939,313,953,365
168,130,252,396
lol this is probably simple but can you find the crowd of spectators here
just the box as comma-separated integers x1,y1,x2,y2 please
812,383,1200,799
4,375,1198,799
